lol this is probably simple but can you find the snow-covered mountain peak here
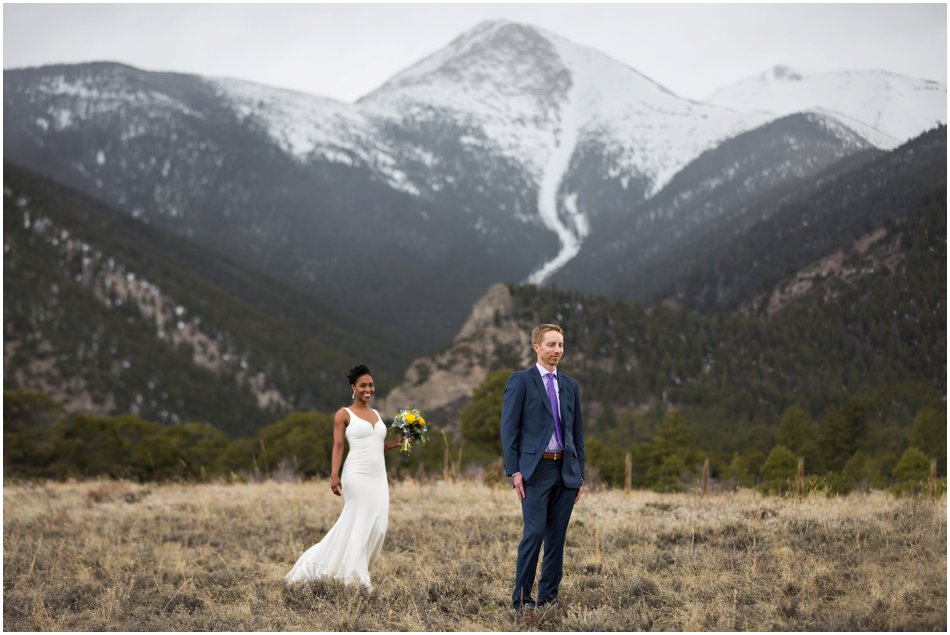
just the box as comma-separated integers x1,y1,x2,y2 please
356,20,576,184
360,18,681,118
352,19,774,281
363,19,566,97
357,19,766,192
359,20,571,120
708,67,947,148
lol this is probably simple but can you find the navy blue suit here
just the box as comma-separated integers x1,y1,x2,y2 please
500,366,585,608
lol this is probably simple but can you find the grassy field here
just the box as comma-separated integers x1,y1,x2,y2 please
3,478,946,631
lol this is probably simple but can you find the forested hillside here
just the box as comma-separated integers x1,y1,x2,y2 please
662,126,947,312
3,162,409,437
7,194,944,488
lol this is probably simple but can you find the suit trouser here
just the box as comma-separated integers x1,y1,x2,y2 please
512,458,578,606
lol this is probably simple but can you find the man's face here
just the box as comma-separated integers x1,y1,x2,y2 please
533,330,564,369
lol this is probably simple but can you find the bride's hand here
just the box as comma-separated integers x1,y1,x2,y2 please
330,475,342,496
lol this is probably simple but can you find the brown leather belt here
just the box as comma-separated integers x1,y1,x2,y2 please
542,452,564,460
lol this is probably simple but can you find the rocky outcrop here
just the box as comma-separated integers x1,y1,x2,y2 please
4,333,116,414
741,227,903,315
376,283,533,435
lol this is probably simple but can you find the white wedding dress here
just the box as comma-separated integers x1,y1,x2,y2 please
285,407,389,589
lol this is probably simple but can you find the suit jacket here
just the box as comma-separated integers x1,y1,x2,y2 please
500,366,585,488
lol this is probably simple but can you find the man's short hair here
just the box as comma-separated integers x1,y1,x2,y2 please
531,323,564,347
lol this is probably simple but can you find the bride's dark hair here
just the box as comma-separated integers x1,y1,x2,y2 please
347,364,373,385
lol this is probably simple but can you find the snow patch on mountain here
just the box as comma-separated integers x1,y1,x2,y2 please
209,78,421,195
34,73,206,123
808,108,896,149
526,78,586,284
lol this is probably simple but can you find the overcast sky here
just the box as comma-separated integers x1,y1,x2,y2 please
3,2,947,103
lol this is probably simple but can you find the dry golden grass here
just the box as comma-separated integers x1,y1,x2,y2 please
3,478,946,631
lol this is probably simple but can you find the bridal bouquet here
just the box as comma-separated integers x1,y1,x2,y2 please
391,408,429,455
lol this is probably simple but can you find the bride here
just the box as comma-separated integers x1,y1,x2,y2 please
285,364,405,589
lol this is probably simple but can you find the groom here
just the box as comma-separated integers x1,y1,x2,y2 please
501,323,585,612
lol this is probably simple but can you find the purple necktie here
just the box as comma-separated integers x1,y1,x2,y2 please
545,372,564,448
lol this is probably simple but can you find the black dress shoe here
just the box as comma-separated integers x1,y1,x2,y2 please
537,598,559,609
512,599,536,613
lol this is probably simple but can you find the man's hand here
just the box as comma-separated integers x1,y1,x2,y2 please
513,472,526,501
575,483,584,503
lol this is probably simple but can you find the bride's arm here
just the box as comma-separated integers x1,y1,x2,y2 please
378,408,403,452
329,409,347,495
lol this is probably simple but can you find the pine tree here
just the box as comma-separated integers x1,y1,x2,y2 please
760,446,798,495
646,410,697,491
775,405,824,473
820,406,857,472
893,447,932,495
909,408,947,474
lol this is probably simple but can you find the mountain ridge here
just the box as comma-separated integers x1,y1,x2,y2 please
3,20,946,351
707,64,946,147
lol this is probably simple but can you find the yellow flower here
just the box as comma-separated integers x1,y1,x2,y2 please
404,413,416,423
418,417,426,425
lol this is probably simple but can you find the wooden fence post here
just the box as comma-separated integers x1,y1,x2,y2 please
702,457,710,496
440,431,452,481
624,452,632,494
258,438,267,475
797,457,805,500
